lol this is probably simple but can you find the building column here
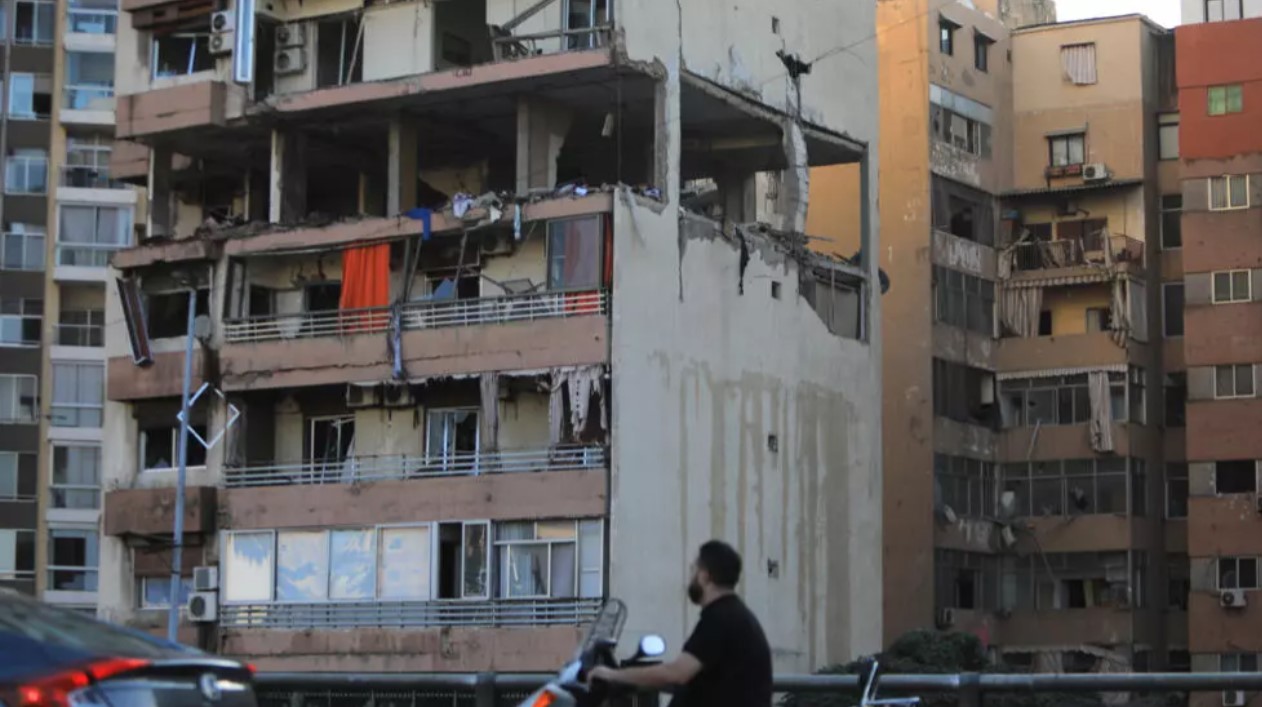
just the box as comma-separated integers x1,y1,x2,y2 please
387,117,418,215
717,169,757,232
147,147,173,239
269,129,307,223
515,97,573,193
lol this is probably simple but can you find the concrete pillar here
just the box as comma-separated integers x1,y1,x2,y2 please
387,118,418,215
269,129,307,223
717,170,757,232
515,97,573,193
147,147,173,238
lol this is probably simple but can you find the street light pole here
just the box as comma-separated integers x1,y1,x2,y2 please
166,287,197,642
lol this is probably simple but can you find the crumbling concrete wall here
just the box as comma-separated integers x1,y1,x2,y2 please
617,0,877,140
608,197,881,671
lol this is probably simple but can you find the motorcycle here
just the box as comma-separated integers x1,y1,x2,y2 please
518,598,667,707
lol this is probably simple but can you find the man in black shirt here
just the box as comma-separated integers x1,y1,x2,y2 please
588,540,773,706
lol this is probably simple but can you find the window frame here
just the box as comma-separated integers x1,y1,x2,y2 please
0,374,38,423
4,149,48,195
139,422,208,473
150,32,214,80
1165,464,1188,520
0,297,42,347
1158,113,1179,161
939,17,958,56
1160,194,1182,250
47,527,99,592
0,528,36,579
1048,133,1086,168
13,0,55,45
1215,461,1258,495
139,575,194,609
1212,269,1252,304
49,361,103,428
1217,557,1261,591
50,445,101,510
1162,282,1184,338
1208,175,1250,211
1215,364,1256,400
1208,84,1244,116
973,32,993,73
0,226,46,271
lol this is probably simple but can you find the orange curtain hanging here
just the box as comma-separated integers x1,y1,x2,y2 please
339,243,391,333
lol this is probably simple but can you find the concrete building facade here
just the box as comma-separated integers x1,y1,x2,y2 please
96,0,883,672
1174,16,1262,702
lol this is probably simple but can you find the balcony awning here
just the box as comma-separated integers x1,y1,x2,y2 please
1005,270,1113,288
1002,178,1143,199
997,363,1127,381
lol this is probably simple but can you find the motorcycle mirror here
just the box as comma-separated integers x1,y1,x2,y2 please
638,634,667,658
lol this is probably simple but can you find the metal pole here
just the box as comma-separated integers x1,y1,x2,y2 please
166,288,197,642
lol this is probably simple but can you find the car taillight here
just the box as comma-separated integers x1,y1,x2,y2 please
528,691,556,707
17,658,150,707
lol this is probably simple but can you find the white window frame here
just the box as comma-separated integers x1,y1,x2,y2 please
1208,84,1244,116
0,451,20,499
306,414,355,473
0,374,37,423
150,32,212,80
139,423,207,473
1208,175,1250,211
1165,464,1188,520
13,0,54,45
443,519,491,601
0,226,45,271
0,297,41,348
50,445,101,510
495,520,580,600
47,527,99,592
425,407,479,471
1049,133,1086,168
1215,364,1256,400
4,149,47,194
50,361,103,428
0,529,36,579
1158,113,1179,161
222,530,276,603
1212,269,1252,304
1217,557,1261,591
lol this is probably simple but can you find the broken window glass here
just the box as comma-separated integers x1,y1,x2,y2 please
426,408,479,471
1215,461,1257,494
316,16,363,88
151,32,213,79
144,289,209,339
140,423,208,471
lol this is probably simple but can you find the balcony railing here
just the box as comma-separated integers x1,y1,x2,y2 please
491,25,613,61
220,597,601,630
224,446,605,488
223,289,608,344
55,322,104,347
0,232,45,271
61,166,126,189
1009,234,1145,273
57,243,124,267
64,84,114,111
68,9,117,34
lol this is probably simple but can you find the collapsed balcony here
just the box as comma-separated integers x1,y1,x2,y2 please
1004,231,1145,274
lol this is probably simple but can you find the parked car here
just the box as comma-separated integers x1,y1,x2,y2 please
0,589,257,707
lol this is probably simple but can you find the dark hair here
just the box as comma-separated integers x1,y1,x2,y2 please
696,540,742,588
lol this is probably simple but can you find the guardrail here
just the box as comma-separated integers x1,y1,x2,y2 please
254,671,1262,707
1010,234,1145,273
61,166,127,189
55,322,104,347
224,446,606,488
223,289,607,344
64,85,114,111
68,8,118,34
221,598,601,630
56,243,124,267
491,25,613,61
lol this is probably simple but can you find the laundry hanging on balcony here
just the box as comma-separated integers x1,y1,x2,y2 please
1087,370,1114,453
339,243,391,333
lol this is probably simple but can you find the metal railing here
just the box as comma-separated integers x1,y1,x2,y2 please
61,165,125,189
68,8,117,34
55,322,104,347
492,25,613,61
1010,234,1145,273
223,290,608,344
50,485,100,509
252,671,1262,707
224,446,606,488
221,598,601,630
64,84,114,111
56,242,124,267
0,232,45,271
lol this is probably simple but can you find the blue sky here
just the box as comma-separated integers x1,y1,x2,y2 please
1055,0,1182,27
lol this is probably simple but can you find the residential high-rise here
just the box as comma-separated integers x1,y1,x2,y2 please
809,2,1181,671
95,0,883,672
1173,15,1262,700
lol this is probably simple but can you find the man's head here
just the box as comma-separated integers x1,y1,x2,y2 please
687,540,742,605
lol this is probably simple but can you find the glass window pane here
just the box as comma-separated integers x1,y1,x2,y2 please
275,530,329,601
1218,366,1235,397
549,543,576,598
329,529,375,599
378,526,430,599
461,523,488,599
1211,178,1228,209
1214,271,1231,299
578,519,602,598
1238,365,1255,396
1230,177,1247,207
547,216,602,290
501,544,547,598
1232,271,1250,299
225,531,273,602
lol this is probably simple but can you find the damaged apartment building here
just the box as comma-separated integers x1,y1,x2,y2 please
859,0,1180,677
95,0,881,674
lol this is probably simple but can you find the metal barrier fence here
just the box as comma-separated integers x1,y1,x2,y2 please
255,672,1262,707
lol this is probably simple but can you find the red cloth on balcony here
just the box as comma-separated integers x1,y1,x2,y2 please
339,244,390,332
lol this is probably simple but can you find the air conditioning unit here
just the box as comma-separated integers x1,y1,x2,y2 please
208,32,233,56
211,9,235,32
346,384,380,409
935,607,955,629
381,382,416,408
274,47,306,75
187,591,218,623
1083,163,1110,182
1223,691,1245,707
193,566,219,592
1221,589,1247,609
276,23,306,48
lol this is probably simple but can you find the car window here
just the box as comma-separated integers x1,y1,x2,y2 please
0,594,197,659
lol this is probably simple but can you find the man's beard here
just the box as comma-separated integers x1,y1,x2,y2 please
687,578,703,605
